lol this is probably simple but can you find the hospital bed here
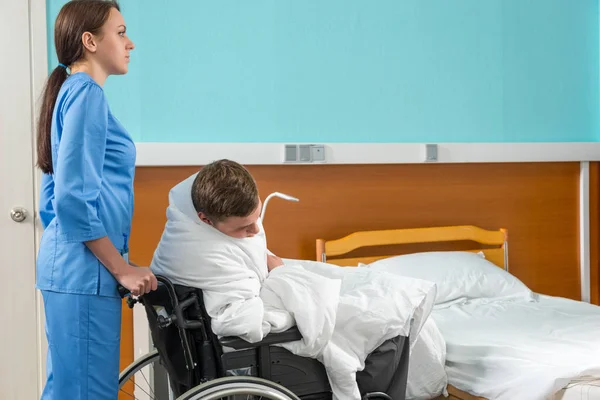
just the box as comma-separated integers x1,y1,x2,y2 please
117,274,407,400
315,225,600,400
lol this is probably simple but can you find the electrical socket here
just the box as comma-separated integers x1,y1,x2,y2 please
425,144,438,162
284,144,326,163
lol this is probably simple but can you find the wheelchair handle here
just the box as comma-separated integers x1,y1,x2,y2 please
117,275,205,332
117,285,139,309
117,274,171,298
117,284,130,298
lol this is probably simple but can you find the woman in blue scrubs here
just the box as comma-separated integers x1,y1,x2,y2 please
35,1,158,398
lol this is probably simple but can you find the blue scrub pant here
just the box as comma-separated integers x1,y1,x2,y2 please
41,291,122,400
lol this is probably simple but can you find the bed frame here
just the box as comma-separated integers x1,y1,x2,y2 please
316,225,508,400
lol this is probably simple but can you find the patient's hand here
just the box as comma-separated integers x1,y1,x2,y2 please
267,253,284,272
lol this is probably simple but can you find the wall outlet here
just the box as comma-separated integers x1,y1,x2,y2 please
425,144,438,162
283,144,326,163
284,145,298,162
299,145,312,162
311,145,325,162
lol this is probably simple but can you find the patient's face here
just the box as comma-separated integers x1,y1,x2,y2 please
200,200,262,239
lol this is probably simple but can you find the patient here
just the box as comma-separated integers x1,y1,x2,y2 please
150,159,437,400
189,160,287,273
151,160,293,341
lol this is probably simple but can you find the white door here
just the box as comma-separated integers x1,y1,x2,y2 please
0,1,46,399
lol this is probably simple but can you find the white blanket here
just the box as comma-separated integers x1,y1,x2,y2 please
150,174,437,399
406,317,448,400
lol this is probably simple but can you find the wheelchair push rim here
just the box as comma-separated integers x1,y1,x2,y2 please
178,376,301,400
119,351,301,400
119,349,165,399
119,349,161,387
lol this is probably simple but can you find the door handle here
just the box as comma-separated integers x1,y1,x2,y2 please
10,207,27,223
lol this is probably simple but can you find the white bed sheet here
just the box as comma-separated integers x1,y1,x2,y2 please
432,294,600,400
554,378,600,399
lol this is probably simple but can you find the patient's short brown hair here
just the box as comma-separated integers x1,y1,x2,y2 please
191,159,259,222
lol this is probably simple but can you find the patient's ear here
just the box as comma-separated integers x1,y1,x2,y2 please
197,212,213,226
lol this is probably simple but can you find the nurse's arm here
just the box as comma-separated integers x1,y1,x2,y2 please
85,237,130,277
85,237,157,295
54,83,110,244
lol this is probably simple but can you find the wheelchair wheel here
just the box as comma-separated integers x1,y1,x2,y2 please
120,351,300,400
178,376,301,400
119,349,168,399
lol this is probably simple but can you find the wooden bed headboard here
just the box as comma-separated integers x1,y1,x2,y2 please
316,225,508,270
316,224,506,400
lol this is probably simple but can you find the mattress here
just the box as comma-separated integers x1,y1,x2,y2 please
431,294,600,400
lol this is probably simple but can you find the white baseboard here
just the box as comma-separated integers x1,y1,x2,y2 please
134,142,600,166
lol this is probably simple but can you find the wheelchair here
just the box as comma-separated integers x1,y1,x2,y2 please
118,275,407,399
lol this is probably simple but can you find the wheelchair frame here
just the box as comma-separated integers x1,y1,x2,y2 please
118,275,394,400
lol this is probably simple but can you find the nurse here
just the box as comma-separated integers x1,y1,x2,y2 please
35,1,157,399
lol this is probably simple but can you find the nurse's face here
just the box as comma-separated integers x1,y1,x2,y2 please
199,200,262,239
95,8,135,75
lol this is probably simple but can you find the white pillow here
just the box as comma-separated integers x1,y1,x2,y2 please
364,251,531,304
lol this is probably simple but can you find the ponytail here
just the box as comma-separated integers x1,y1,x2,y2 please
36,65,69,174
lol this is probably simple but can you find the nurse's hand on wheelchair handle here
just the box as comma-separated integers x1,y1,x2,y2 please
117,264,158,296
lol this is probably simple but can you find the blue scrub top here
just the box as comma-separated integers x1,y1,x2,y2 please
36,72,136,298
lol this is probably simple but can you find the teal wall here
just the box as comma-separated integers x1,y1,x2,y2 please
47,1,599,143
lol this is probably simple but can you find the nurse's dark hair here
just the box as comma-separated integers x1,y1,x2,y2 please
192,160,259,222
36,0,120,174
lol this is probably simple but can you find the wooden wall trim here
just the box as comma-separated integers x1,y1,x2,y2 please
119,162,585,379
129,163,583,301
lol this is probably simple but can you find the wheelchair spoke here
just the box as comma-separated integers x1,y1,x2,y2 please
138,368,156,398
118,389,135,399
119,382,157,400
119,349,163,399
179,378,300,400
119,367,158,399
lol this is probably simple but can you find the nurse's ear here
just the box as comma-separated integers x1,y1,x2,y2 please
81,31,98,54
197,212,213,226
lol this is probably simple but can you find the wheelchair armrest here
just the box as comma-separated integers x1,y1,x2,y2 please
218,326,302,350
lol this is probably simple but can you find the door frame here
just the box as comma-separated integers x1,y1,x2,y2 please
1,0,50,396
31,0,50,394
